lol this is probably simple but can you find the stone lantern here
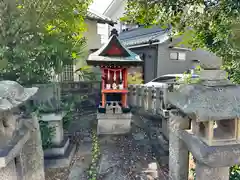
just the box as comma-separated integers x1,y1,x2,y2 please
192,115,239,146
0,81,45,180
168,52,240,180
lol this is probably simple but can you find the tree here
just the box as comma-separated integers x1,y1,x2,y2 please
0,0,92,85
122,0,240,83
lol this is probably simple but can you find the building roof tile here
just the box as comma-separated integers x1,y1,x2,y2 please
87,9,116,26
119,26,170,47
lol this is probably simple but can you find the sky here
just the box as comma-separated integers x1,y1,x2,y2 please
89,0,113,14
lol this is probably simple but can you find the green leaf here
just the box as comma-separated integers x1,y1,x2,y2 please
0,0,92,84
0,59,8,69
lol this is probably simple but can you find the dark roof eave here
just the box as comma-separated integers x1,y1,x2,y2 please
86,60,143,66
86,17,116,26
168,46,192,51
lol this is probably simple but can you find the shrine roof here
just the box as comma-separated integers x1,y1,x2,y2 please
168,83,240,121
86,35,143,66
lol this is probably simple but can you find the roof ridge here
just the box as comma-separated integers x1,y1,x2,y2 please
88,9,112,21
86,9,116,25
119,28,168,40
103,0,115,15
151,30,169,39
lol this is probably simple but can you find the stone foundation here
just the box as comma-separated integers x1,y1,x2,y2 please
20,115,45,180
97,113,132,134
41,112,76,169
196,162,229,180
44,143,76,169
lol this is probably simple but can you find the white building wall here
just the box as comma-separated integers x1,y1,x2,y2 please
84,20,102,50
107,0,126,34
60,19,104,82
102,0,127,42
97,23,109,45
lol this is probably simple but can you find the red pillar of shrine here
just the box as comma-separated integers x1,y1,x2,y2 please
100,66,128,108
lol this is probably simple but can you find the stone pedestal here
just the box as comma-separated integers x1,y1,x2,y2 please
131,85,137,108
128,85,133,107
148,87,156,114
97,112,132,134
41,113,64,146
137,85,143,108
40,112,76,169
196,162,229,180
168,113,189,180
179,129,240,180
20,115,45,180
143,87,148,111
161,118,169,139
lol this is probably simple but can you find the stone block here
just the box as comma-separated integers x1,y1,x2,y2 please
44,136,69,157
97,112,131,120
168,115,189,180
196,162,229,180
20,116,45,180
97,113,132,134
40,112,65,146
0,126,30,168
161,118,169,139
180,130,240,167
44,143,76,169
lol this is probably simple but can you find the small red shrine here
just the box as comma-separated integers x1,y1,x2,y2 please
87,29,142,114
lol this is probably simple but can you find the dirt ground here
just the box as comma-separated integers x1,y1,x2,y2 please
44,112,196,180
45,168,70,180
45,147,196,180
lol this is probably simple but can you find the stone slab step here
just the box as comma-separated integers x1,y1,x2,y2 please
44,136,70,157
44,143,76,169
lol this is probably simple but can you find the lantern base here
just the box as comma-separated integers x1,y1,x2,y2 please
97,112,132,135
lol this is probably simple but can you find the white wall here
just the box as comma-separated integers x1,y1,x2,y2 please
102,0,127,41
84,20,102,50
107,0,126,34
97,23,109,45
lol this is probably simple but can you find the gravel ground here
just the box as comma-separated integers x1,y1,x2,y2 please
44,141,195,180
44,145,83,180
45,141,92,180
45,168,70,180
96,125,170,180
44,110,195,180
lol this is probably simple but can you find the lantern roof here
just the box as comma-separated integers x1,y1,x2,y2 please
168,52,240,121
86,29,143,66
0,81,38,111
168,83,240,121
